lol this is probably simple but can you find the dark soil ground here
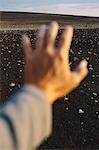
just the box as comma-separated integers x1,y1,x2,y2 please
0,28,99,149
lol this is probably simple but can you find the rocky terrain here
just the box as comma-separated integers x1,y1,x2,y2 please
0,12,99,149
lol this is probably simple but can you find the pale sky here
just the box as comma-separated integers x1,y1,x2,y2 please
0,0,99,17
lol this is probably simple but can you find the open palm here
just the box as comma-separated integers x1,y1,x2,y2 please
22,21,88,103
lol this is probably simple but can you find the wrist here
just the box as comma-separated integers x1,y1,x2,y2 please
23,84,53,104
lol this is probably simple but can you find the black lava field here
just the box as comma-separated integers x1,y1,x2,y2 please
0,29,99,149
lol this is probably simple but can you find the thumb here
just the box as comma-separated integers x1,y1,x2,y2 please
72,60,89,85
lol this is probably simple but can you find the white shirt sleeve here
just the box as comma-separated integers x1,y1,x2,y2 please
0,84,52,150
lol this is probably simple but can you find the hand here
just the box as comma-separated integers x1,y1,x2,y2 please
22,21,88,104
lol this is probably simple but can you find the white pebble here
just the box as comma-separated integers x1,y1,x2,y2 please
66,107,69,110
95,100,98,103
93,92,97,96
64,97,69,101
10,83,15,87
78,109,84,114
81,122,84,125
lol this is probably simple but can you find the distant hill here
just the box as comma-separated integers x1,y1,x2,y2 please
0,11,99,30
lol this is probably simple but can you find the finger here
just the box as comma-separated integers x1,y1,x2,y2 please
46,21,59,56
22,34,33,62
36,25,46,51
72,60,89,85
59,26,73,60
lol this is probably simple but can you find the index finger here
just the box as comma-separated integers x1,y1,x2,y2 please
22,34,33,63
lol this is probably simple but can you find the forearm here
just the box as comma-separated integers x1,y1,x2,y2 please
0,85,52,150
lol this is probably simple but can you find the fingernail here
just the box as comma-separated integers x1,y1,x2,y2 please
24,35,30,44
64,25,73,36
22,34,27,39
51,21,58,27
66,25,73,32
81,60,88,67
39,25,46,37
